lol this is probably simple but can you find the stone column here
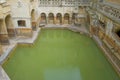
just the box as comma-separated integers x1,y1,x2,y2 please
62,17,64,24
32,21,37,31
46,17,49,24
69,17,72,24
54,17,56,24
56,18,58,24
36,18,40,28
106,21,113,37
6,17,16,37
0,19,9,45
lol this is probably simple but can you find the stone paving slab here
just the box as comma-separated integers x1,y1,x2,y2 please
0,66,10,80
0,44,16,64
11,28,41,44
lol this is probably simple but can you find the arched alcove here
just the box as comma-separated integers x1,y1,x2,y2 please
48,13,54,24
40,13,47,24
56,13,62,24
5,15,15,37
64,13,70,24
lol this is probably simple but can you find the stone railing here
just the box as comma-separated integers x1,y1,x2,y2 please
78,2,90,6
39,1,90,7
97,2,120,24
77,14,86,18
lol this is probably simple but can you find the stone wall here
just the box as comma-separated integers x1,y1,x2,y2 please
15,28,33,37
0,34,9,45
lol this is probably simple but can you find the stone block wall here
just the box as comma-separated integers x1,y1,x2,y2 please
0,34,9,45
15,28,33,37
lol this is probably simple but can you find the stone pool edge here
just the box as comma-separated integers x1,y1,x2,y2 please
43,25,120,77
0,25,120,80
0,28,41,80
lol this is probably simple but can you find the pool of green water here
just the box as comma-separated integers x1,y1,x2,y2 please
3,29,120,80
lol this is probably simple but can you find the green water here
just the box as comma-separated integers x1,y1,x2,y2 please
3,29,120,80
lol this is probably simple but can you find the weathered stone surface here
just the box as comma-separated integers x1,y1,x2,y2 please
0,66,10,80
0,34,9,45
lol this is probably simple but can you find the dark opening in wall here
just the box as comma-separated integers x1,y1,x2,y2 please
18,20,26,27
116,30,120,37
98,20,106,29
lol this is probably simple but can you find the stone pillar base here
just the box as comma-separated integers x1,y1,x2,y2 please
0,34,9,45
32,22,37,31
7,28,16,37
15,28,33,37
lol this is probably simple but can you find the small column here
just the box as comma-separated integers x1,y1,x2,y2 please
54,17,56,24
32,21,37,31
69,17,72,24
56,18,58,24
45,18,47,24
62,17,64,24
46,17,49,24
36,18,40,28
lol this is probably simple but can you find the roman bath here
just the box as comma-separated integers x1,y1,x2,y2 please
0,0,120,80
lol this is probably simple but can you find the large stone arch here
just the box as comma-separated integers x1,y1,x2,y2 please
56,13,62,24
40,13,47,24
5,14,15,37
48,13,54,24
31,9,36,30
64,13,70,24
